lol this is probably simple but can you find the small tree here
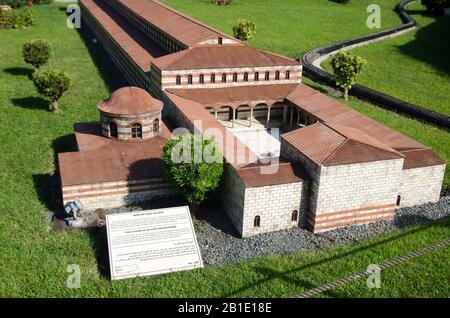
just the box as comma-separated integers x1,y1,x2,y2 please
162,134,224,208
32,69,70,111
330,50,366,100
232,19,256,42
23,39,50,71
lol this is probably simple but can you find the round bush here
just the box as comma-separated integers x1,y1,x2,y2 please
32,69,70,111
23,39,50,70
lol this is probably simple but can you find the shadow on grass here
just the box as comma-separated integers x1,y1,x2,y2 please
3,67,33,77
10,96,50,111
222,216,449,297
398,11,450,76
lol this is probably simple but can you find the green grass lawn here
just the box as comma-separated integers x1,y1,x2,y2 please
322,2,450,116
0,3,449,297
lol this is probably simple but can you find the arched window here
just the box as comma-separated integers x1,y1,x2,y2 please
188,75,193,85
243,72,249,82
285,70,291,80
291,210,298,222
211,73,216,83
199,74,204,84
153,119,159,133
233,73,238,82
176,75,181,85
218,37,223,45
109,121,118,139
396,195,401,206
265,71,270,81
222,73,227,83
254,215,261,227
131,123,142,139
275,71,280,80
254,72,259,81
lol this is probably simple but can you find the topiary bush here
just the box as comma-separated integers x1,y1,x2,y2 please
162,134,224,207
330,50,366,100
23,39,51,71
32,69,70,111
232,19,256,42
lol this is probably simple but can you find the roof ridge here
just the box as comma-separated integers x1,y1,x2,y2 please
150,0,240,43
321,138,348,165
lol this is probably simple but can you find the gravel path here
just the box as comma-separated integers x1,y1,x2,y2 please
99,196,450,266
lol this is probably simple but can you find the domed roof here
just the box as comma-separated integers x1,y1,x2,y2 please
98,87,163,115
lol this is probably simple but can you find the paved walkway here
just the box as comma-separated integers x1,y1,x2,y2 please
293,237,450,298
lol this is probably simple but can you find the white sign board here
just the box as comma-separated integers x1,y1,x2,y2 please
106,206,203,280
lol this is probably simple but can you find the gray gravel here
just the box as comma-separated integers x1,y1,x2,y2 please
98,196,450,266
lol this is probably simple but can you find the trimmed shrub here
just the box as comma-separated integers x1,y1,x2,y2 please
32,69,70,111
162,134,224,207
23,39,51,71
232,19,256,42
0,7,33,29
330,50,366,100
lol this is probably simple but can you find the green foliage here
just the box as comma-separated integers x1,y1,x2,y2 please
162,134,224,206
330,50,366,99
421,0,450,14
0,7,33,29
22,39,50,70
31,69,70,110
211,0,233,5
232,19,256,42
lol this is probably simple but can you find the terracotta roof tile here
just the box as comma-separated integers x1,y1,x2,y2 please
154,46,300,70
98,86,163,115
118,0,236,47
167,84,299,108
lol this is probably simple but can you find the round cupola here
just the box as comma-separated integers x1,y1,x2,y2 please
98,86,163,141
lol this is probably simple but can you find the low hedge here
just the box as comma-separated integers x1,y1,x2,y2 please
0,7,34,29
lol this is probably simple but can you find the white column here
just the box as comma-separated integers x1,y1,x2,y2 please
266,106,271,126
214,110,218,119
232,108,236,128
249,108,253,127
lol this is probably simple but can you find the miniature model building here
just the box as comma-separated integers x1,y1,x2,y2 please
58,0,446,237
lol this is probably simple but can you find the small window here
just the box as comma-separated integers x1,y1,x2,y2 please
188,75,193,85
218,37,223,45
211,73,216,83
199,74,204,84
222,73,227,83
291,210,298,222
243,72,248,82
109,121,118,139
176,75,181,85
131,123,142,139
254,215,261,227
265,71,270,81
285,71,290,80
254,72,259,81
233,73,238,82
275,71,280,80
396,195,401,206
153,119,159,133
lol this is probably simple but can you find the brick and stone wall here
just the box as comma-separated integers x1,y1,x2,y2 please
399,164,445,208
161,66,302,90
100,111,162,140
62,178,178,210
221,164,246,235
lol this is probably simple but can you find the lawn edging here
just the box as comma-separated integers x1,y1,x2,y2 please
300,0,450,129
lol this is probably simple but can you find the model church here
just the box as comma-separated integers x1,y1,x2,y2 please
58,0,446,237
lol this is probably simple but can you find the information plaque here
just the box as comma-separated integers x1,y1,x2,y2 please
106,206,203,280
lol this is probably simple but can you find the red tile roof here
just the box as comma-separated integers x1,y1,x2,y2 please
154,46,300,70
98,86,163,115
282,122,403,166
81,0,168,72
59,121,172,187
167,84,299,108
118,0,236,47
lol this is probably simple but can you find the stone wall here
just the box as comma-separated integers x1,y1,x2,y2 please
62,178,178,210
399,164,445,208
221,164,246,235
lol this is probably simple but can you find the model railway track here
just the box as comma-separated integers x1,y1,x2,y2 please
299,0,450,130
292,236,450,298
